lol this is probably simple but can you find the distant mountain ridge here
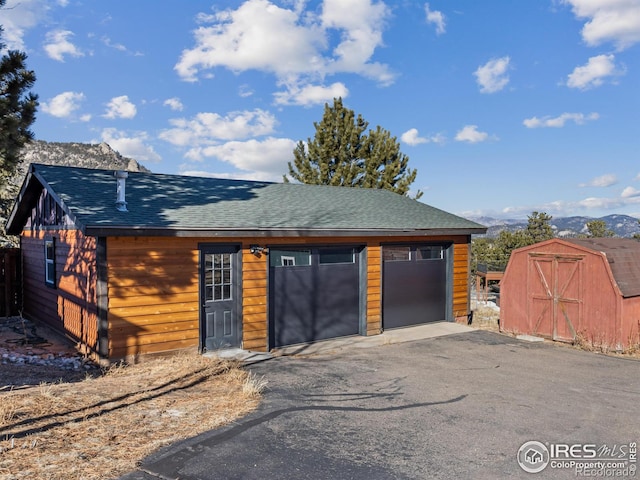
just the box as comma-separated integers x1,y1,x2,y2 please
470,214,640,238
1,140,151,246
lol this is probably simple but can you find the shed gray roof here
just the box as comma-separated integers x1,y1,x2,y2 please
563,238,640,298
7,163,486,237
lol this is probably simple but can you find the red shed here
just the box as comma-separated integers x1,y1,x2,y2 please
500,238,640,350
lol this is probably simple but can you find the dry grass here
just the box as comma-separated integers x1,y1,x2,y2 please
573,330,640,358
470,303,640,359
0,353,265,480
470,304,501,332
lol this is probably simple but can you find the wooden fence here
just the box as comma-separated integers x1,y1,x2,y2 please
1,248,21,317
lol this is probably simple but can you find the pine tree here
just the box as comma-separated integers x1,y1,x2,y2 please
0,0,39,185
585,219,615,238
525,211,554,244
285,98,421,198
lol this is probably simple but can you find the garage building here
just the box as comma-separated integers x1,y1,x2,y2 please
7,163,486,361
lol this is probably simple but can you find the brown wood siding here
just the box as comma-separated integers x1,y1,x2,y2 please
21,229,99,353
104,234,471,358
242,249,268,349
366,244,382,335
106,237,201,359
452,241,471,323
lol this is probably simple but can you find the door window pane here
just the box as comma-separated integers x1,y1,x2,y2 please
205,252,233,302
270,249,311,267
417,246,444,260
319,248,355,264
383,246,411,262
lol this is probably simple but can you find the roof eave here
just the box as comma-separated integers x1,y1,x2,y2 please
84,225,487,238
6,165,85,235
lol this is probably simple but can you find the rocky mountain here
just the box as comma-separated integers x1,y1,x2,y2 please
1,140,150,246
471,214,640,238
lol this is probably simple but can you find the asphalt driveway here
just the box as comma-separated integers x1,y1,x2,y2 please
121,330,640,479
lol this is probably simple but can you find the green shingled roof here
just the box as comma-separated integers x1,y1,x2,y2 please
9,164,486,236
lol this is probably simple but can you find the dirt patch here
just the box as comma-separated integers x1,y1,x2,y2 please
1,317,100,389
0,318,265,480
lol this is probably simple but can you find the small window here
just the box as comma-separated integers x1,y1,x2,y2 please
383,246,411,262
319,248,355,264
281,256,296,266
417,246,444,260
44,238,56,287
270,250,311,267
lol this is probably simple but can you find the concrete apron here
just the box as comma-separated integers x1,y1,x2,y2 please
205,321,475,365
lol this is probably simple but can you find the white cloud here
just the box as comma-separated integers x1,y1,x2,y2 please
321,0,393,83
189,137,296,178
43,30,84,61
175,0,395,90
523,112,599,128
621,186,640,198
473,56,510,93
425,3,446,35
401,128,427,146
562,0,640,50
100,128,161,163
179,169,277,182
579,174,618,187
401,128,445,146
101,36,143,56
273,82,349,106
566,54,624,90
104,95,137,119
501,189,640,218
159,109,277,147
577,196,638,210
163,97,184,111
238,84,254,97
101,36,126,52
455,125,490,143
41,91,85,118
1,0,51,51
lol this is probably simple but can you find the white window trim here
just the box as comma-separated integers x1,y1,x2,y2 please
281,256,295,266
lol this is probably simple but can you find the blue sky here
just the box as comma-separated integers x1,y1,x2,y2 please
2,0,640,220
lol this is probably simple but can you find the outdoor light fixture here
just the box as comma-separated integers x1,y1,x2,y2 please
249,245,268,256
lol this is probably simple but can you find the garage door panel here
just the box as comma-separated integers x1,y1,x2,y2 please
383,245,448,329
270,247,360,348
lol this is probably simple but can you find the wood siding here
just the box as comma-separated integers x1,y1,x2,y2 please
106,237,201,359
366,244,382,335
21,229,98,353
452,241,471,323
104,234,471,359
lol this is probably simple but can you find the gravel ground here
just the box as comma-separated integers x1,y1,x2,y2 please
0,317,100,389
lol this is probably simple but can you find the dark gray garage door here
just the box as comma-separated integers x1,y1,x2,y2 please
383,244,448,329
269,246,361,348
